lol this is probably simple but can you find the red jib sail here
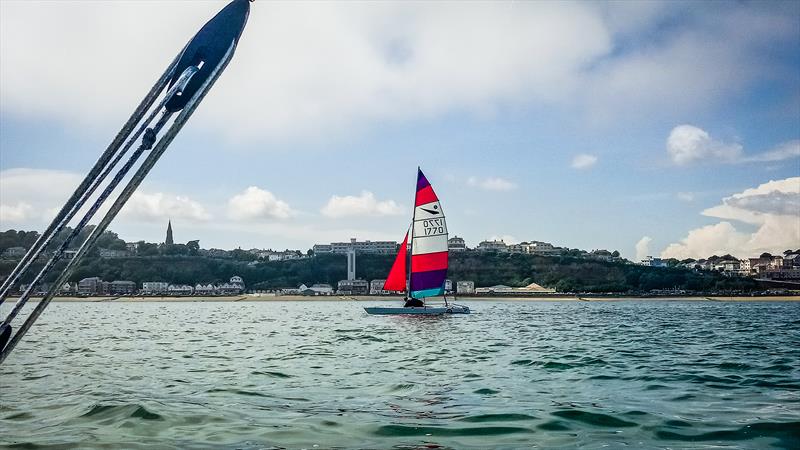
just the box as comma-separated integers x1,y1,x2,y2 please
383,231,409,292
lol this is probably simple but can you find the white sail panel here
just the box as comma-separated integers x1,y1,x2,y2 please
411,234,448,255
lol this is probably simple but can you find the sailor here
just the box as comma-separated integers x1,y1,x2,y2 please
404,297,424,308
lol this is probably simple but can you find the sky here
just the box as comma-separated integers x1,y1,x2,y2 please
1,0,798,261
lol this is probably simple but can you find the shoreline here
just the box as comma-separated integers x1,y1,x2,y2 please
5,295,799,303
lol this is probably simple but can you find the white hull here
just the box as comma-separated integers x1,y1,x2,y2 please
364,304,470,315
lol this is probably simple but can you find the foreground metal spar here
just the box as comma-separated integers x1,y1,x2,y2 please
0,0,251,364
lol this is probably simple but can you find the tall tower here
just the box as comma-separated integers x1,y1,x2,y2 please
347,249,356,281
165,220,174,245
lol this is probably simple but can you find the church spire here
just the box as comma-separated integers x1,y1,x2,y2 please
165,220,174,245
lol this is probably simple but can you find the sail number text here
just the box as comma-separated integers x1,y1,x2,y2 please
421,219,446,235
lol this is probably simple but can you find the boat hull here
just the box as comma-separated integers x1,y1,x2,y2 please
364,305,470,315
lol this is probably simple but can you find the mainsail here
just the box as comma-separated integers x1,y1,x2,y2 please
383,231,408,292
410,169,448,299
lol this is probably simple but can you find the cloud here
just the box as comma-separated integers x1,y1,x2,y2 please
0,202,34,223
667,125,800,165
571,154,598,170
489,235,517,244
740,140,800,163
321,191,402,218
635,236,652,261
677,192,694,202
666,125,742,165
3,2,795,140
228,186,294,220
467,176,517,191
122,192,211,222
662,177,800,259
0,168,82,225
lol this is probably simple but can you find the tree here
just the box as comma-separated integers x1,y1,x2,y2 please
138,241,159,256
611,250,620,258
186,240,200,255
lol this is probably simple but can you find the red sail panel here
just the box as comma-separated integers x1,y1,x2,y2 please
383,231,409,291
415,185,439,206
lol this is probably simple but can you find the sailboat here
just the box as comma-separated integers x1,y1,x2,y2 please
364,168,470,315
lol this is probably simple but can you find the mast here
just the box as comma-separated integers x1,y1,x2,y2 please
408,167,419,301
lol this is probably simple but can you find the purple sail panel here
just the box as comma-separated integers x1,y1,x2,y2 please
410,269,447,292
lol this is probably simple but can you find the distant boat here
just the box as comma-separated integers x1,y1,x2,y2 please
364,168,469,315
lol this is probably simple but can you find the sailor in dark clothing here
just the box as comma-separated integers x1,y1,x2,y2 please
404,297,424,308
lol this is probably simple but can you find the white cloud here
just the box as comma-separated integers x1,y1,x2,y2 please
3,2,794,140
321,191,402,218
740,140,800,163
662,177,800,259
571,154,598,170
122,191,211,222
677,192,695,202
228,186,294,220
467,176,517,191
667,125,800,165
635,236,652,261
489,235,517,244
666,125,742,165
0,168,82,225
0,202,34,223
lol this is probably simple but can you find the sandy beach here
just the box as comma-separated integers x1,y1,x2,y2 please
7,294,799,303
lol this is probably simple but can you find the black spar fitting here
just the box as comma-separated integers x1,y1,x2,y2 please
0,0,251,363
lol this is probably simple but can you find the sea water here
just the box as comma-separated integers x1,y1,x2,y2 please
1,300,798,449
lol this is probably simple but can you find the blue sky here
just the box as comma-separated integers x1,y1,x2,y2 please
1,1,798,260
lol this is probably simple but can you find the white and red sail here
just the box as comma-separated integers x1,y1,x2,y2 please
409,169,448,299
383,168,449,300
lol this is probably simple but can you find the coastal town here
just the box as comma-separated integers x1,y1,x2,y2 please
1,222,797,298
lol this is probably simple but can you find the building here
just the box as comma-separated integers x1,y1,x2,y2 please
370,279,389,295
125,242,139,254
2,247,27,258
165,220,174,245
314,238,397,255
195,284,216,295
337,279,369,295
445,279,453,293
448,236,467,252
110,280,137,295
640,256,667,268
60,282,76,295
142,282,169,295
312,244,333,254
229,276,245,290
299,283,335,295
78,277,103,296
167,284,193,295
527,241,559,255
456,281,475,295
347,249,356,281
99,249,130,258
476,240,508,252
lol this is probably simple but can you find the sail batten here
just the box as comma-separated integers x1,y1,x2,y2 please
409,169,448,299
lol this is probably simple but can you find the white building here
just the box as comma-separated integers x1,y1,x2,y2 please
338,279,369,295
476,240,508,252
456,281,475,295
448,236,467,252
167,284,194,295
370,279,389,295
315,238,397,255
312,244,333,254
142,282,169,294
194,284,216,295
640,256,667,268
